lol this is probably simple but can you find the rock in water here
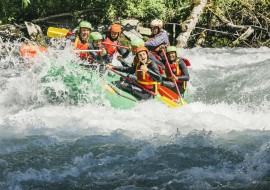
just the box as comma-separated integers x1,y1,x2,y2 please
25,21,47,47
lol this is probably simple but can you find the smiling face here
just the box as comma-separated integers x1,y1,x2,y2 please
151,26,159,35
137,51,148,64
111,32,119,40
80,27,91,41
167,51,176,61
93,40,102,48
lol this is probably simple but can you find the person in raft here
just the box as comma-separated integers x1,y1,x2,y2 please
106,46,162,100
161,46,191,95
64,21,92,61
117,38,165,74
145,19,170,60
88,32,112,64
102,24,127,58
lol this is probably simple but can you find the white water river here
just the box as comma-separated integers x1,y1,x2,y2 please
0,43,270,189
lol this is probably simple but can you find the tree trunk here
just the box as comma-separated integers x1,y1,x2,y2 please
233,26,254,46
176,0,208,48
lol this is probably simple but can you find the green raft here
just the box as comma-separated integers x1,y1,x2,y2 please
41,61,194,109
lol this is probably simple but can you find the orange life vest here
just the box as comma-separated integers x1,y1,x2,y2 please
132,56,164,75
73,34,92,60
20,45,48,68
135,60,161,93
165,58,191,84
102,37,118,57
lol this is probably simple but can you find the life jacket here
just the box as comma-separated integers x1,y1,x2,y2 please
73,34,92,60
135,60,161,93
20,45,48,68
165,58,191,88
102,37,118,57
66,33,92,61
132,56,164,75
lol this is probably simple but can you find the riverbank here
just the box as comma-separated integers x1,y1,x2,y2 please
0,0,270,48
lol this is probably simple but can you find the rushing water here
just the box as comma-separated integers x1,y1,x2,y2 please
1,42,270,189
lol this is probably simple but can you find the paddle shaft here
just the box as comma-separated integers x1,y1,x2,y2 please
110,68,157,96
102,42,128,49
53,50,102,52
162,50,184,104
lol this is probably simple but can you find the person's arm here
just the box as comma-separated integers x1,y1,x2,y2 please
102,46,112,64
117,42,128,56
177,59,189,81
120,49,130,59
119,58,131,67
60,33,76,50
113,63,137,74
145,33,169,48
149,53,165,70
147,60,162,82
88,43,100,60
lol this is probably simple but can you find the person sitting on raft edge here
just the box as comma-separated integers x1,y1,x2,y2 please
102,24,127,58
106,46,162,100
145,19,170,60
117,38,165,74
162,46,191,95
87,32,112,65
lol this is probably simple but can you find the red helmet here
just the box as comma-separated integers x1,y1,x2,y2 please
135,46,149,58
110,24,121,33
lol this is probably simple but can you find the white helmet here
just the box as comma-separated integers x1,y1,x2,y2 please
150,19,163,28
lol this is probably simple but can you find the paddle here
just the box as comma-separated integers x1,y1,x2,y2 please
53,50,102,52
119,58,131,67
158,86,179,103
109,68,181,108
47,27,69,39
102,42,128,49
162,50,186,105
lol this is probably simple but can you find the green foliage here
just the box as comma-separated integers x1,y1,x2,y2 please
0,0,194,25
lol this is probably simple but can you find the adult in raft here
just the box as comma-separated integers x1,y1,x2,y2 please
65,21,94,61
102,24,127,58
162,46,191,95
106,46,162,100
117,38,165,73
145,19,169,59
88,32,111,64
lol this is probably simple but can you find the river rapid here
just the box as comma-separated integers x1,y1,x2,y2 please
0,42,270,189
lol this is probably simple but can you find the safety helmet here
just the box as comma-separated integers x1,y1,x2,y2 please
89,32,103,44
110,24,121,33
166,46,178,57
78,21,92,33
135,46,149,58
130,38,145,47
150,19,163,28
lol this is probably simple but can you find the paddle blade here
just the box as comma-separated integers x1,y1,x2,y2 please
158,86,179,102
47,27,69,39
157,95,181,108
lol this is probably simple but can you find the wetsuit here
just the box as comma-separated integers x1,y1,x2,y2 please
113,59,162,100
145,31,169,58
102,34,127,57
88,43,112,64
120,50,165,70
162,57,190,95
